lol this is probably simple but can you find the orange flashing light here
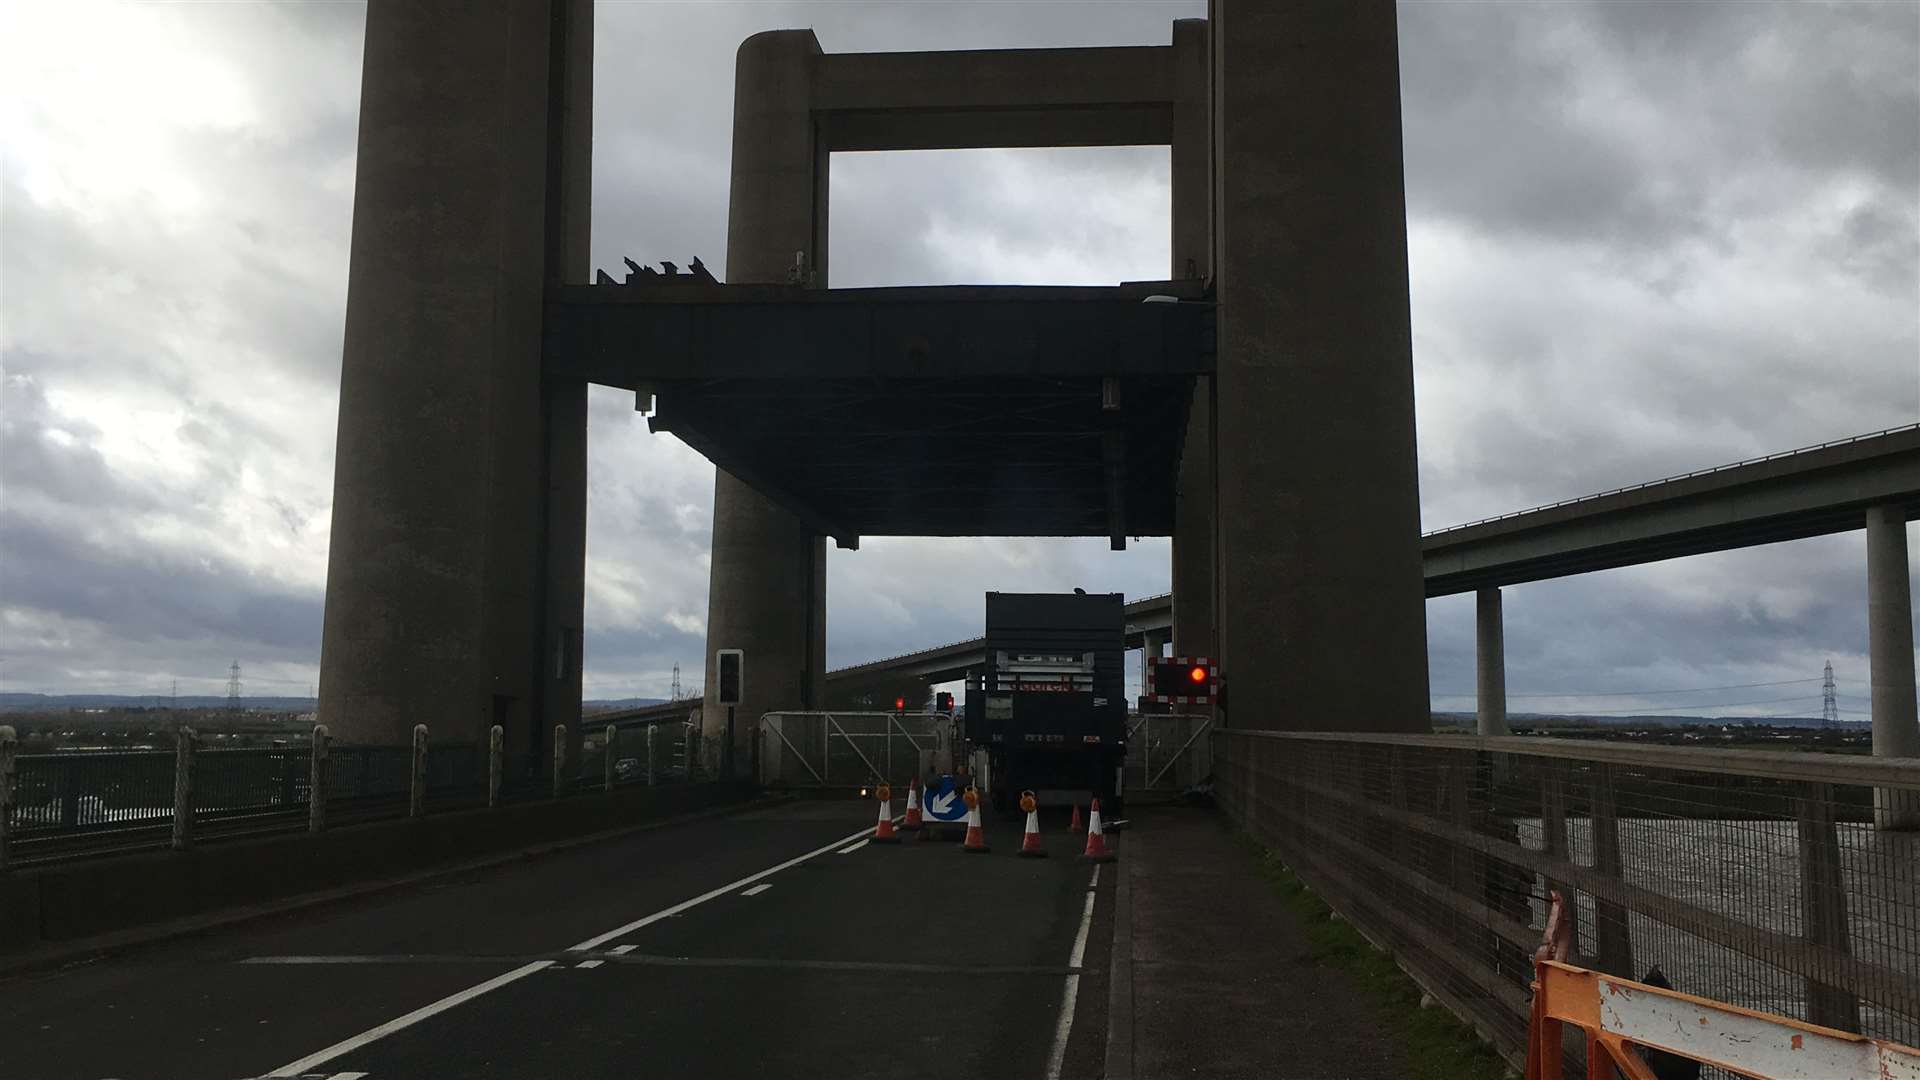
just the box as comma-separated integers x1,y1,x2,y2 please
1188,665,1208,684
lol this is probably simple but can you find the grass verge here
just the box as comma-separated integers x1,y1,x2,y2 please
1232,831,1515,1080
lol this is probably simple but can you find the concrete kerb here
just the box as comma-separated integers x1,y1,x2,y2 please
1103,830,1135,1080
0,789,789,981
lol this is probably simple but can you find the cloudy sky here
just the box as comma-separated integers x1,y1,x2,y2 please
1,1,1915,721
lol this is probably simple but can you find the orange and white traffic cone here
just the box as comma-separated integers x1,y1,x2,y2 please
1081,796,1116,863
1018,791,1046,858
872,783,900,843
901,777,923,831
1070,802,1085,833
961,787,990,854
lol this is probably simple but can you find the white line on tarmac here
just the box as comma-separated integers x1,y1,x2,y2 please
740,883,773,896
574,960,604,969
567,823,880,952
325,1073,369,1080
609,945,637,955
837,839,869,855
1044,864,1101,1080
265,960,555,1077
263,821,881,1076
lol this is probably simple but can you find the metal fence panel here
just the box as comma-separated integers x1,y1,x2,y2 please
1213,731,1920,1075
760,712,952,790
1123,713,1213,792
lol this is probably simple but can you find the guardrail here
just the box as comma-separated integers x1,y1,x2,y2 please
1213,730,1920,1067
0,717,707,869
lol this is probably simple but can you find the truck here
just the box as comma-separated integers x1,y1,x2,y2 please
962,591,1127,816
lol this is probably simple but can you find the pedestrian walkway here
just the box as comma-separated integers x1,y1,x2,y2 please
1105,805,1413,1079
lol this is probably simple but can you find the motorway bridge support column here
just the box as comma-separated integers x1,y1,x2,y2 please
1210,1,1431,730
1476,587,1508,736
1865,504,1919,829
704,30,830,777
317,0,593,762
1170,17,1216,660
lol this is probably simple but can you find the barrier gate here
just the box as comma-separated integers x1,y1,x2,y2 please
758,712,956,791
1124,713,1213,793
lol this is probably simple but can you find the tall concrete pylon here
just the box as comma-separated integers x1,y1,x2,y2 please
318,0,594,773
1169,17,1216,660
1210,1,1432,730
702,30,831,774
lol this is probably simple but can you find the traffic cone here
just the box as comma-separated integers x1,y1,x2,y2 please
1070,802,1085,833
872,784,900,843
1081,797,1116,863
961,787,990,853
901,777,923,831
1018,791,1046,858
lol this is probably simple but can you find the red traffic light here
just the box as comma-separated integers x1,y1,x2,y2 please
894,696,906,710
1188,665,1208,684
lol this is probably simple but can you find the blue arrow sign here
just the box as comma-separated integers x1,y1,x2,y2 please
922,775,968,822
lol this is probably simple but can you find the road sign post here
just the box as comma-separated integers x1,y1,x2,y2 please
717,649,743,780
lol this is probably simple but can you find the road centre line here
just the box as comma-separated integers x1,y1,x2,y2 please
837,839,869,854
245,952,1086,975
264,960,555,1077
1045,865,1101,1080
263,820,880,1076
740,883,773,896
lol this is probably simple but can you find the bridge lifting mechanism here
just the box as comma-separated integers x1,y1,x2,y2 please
1524,891,1920,1080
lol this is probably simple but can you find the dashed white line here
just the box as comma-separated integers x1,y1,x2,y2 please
608,945,637,955
325,1073,369,1080
263,820,881,1076
837,839,869,855
740,883,773,897
1044,864,1101,1080
574,960,604,969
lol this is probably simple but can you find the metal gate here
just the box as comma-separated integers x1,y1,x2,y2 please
758,712,954,790
1123,713,1213,793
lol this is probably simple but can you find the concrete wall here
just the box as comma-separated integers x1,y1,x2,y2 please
1210,1,1431,730
317,0,593,767
2,784,746,955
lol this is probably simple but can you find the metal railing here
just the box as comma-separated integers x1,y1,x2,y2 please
758,712,955,790
0,718,708,869
1214,730,1920,1072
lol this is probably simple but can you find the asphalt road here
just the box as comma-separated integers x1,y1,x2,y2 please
1,799,1115,1080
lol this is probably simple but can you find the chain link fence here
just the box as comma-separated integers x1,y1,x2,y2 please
1215,730,1920,1074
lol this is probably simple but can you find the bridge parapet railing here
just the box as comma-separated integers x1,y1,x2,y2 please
759,712,955,790
1213,730,1920,1072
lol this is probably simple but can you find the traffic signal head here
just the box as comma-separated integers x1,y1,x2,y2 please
1187,664,1207,685
935,691,954,712
894,696,906,711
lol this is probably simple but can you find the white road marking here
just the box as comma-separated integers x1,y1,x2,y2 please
740,883,773,896
325,1073,369,1079
608,945,637,955
1044,865,1101,1080
567,823,880,952
837,839,869,855
264,820,880,1075
264,960,554,1076
574,960,603,969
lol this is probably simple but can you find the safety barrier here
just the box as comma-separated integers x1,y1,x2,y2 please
758,712,954,790
1525,959,1920,1080
1214,730,1920,1069
1123,713,1212,793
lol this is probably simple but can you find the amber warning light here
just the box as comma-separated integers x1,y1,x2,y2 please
1187,665,1207,684
1146,655,1218,704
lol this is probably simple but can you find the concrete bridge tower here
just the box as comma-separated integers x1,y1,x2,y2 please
317,0,594,772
